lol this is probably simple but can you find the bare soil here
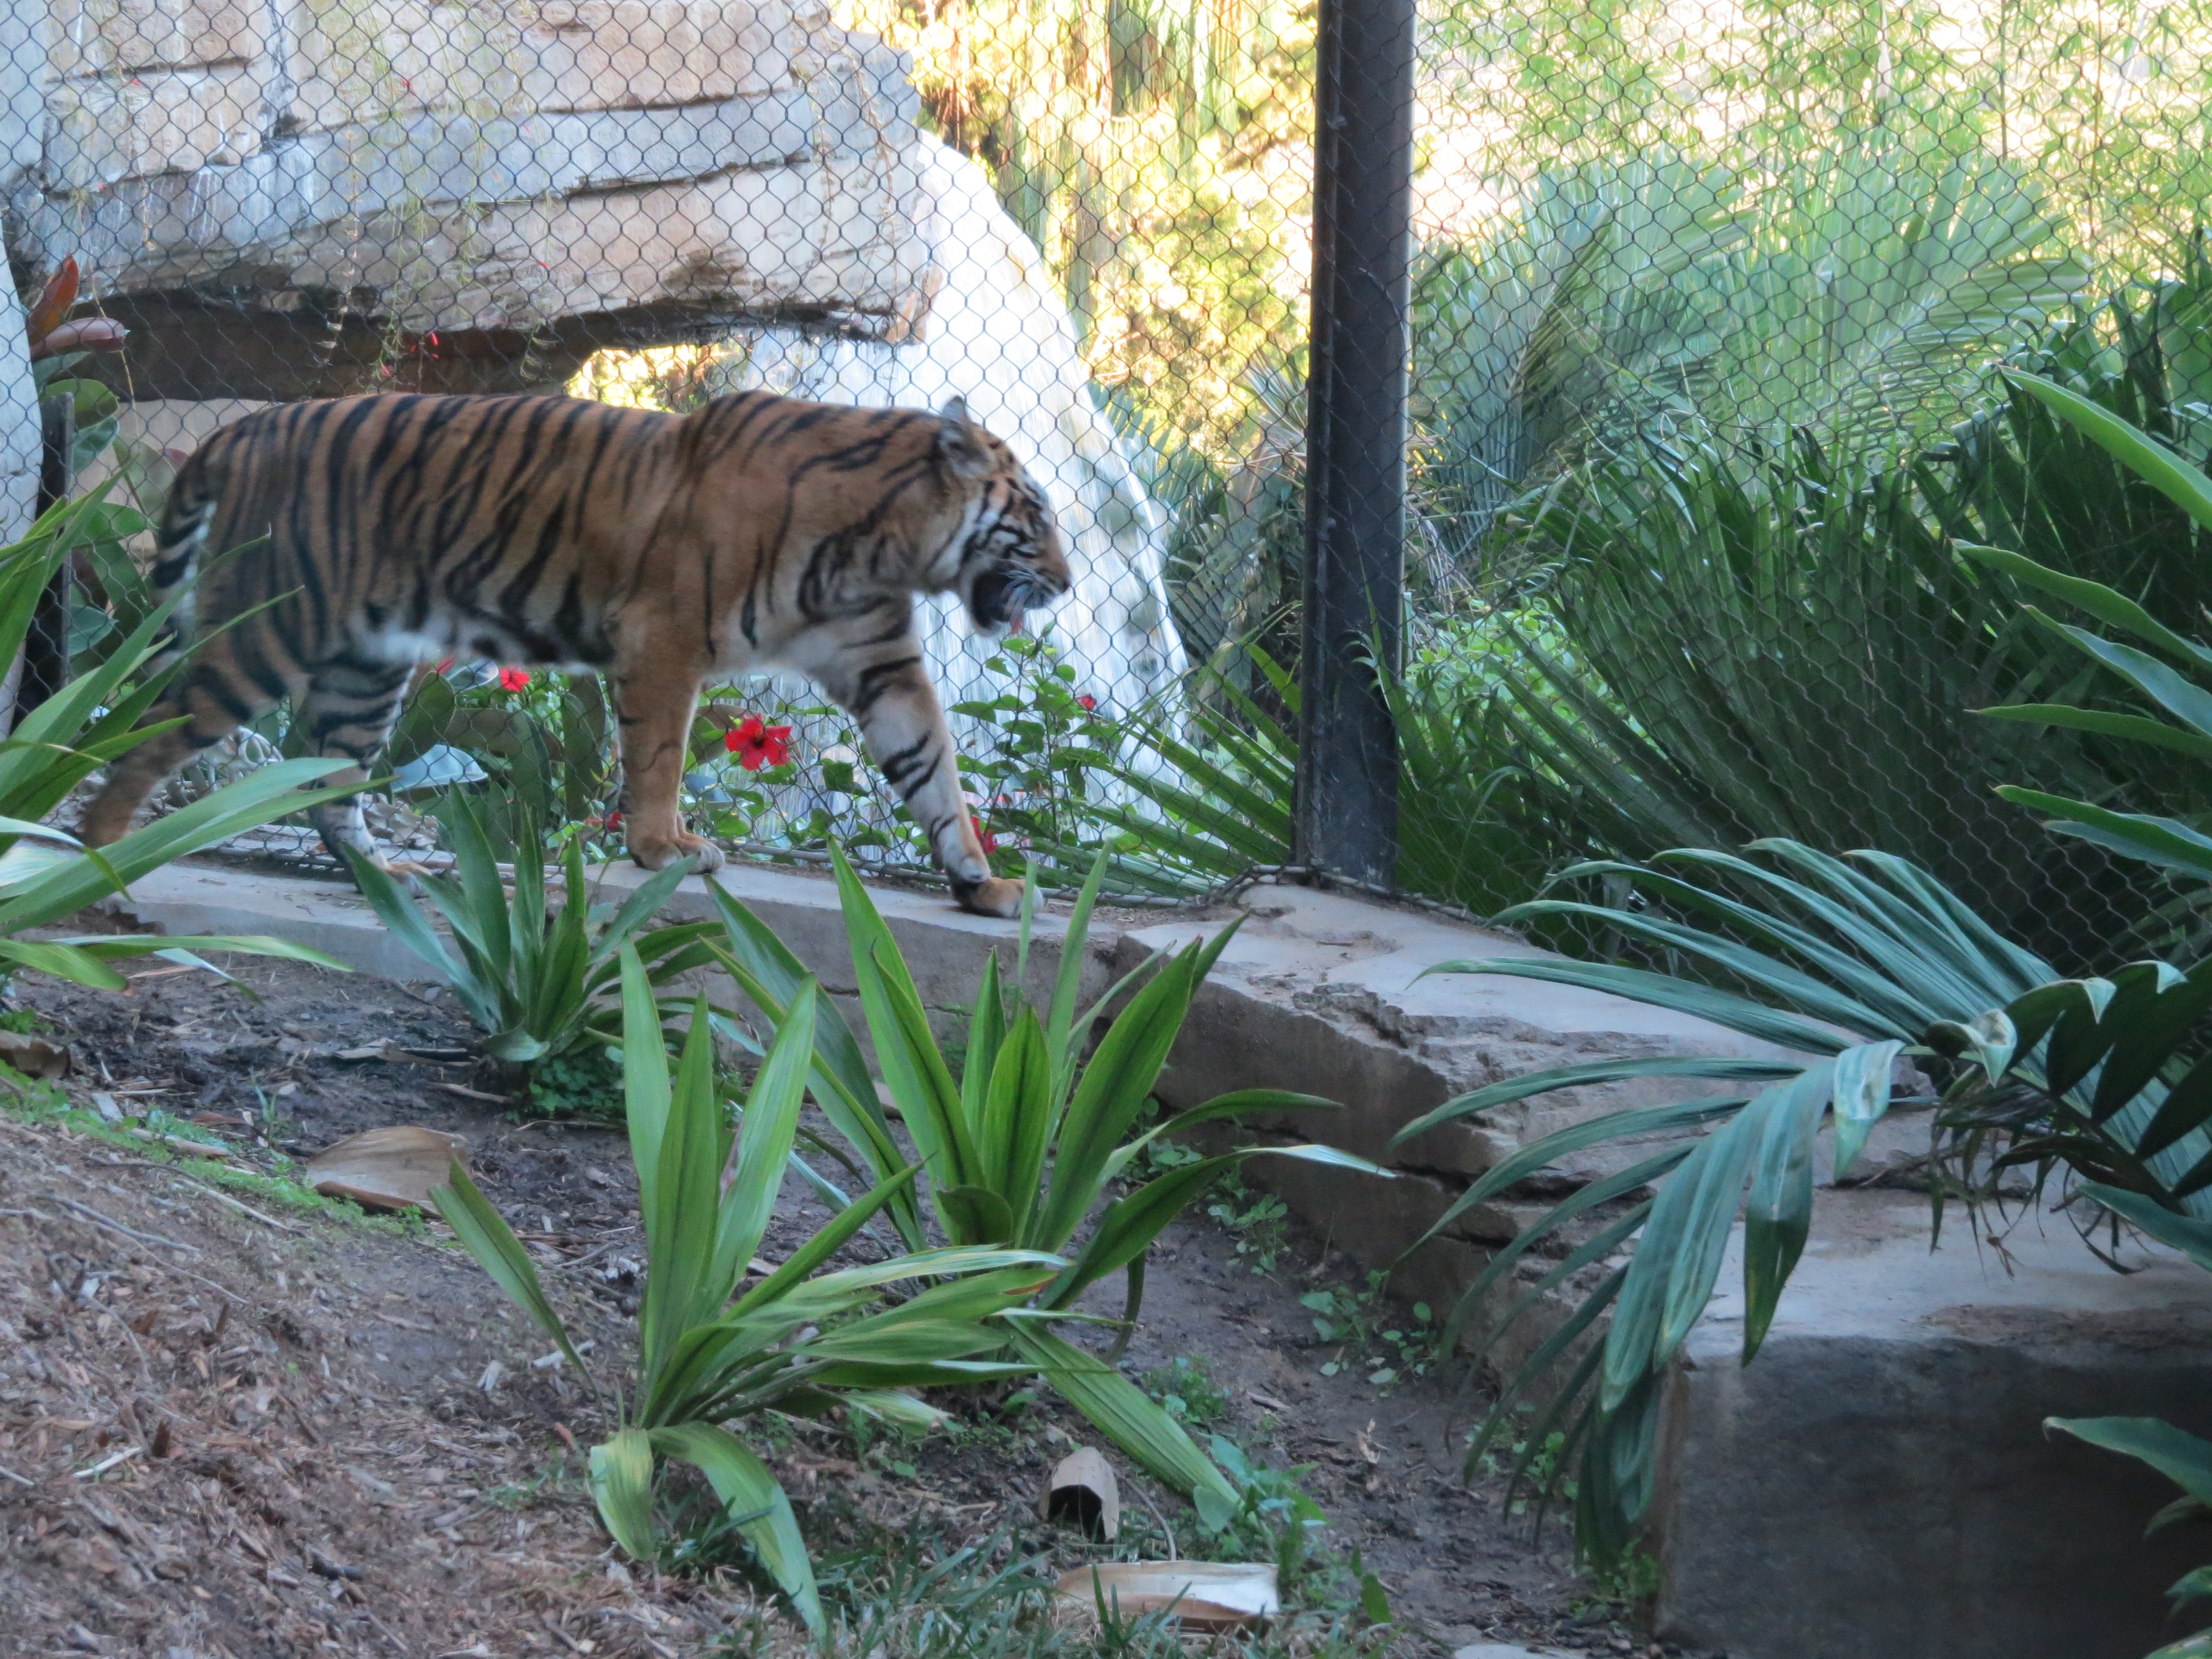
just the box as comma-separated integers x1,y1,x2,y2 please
0,951,1695,1659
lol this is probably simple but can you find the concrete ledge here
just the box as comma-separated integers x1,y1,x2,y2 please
101,856,1771,1221
1655,1191,2212,1659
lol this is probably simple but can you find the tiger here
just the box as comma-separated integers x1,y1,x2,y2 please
79,389,1072,919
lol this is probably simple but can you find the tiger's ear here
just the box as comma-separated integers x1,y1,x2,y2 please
935,398,993,483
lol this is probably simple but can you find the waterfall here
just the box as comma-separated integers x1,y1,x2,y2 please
721,140,1188,723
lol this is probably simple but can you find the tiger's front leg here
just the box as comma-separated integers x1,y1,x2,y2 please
608,654,726,875
808,622,1019,919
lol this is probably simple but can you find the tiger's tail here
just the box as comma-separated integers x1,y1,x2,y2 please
145,446,221,657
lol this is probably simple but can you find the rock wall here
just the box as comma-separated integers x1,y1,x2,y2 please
7,0,932,385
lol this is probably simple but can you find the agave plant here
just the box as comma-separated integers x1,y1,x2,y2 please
431,950,1063,1626
709,846,1380,1525
346,796,723,1065
0,494,361,988
1399,841,2212,1561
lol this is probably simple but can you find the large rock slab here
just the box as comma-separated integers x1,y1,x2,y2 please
1654,1190,2212,1659
7,0,931,363
99,857,1768,1275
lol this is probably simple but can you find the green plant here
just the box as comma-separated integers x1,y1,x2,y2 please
523,1044,627,1120
430,952,1066,1627
950,632,1124,868
1923,366,2212,1659
1408,138,2082,561
1298,1273,1437,1390
0,506,364,989
708,847,1380,1525
1206,1177,1288,1273
1087,646,1296,898
346,797,722,1065
1479,1423,1571,1515
1486,427,2105,926
1206,1433,1328,1573
1140,1357,1230,1428
2039,1407,2212,1659
807,1522,1062,1659
1399,840,2212,1562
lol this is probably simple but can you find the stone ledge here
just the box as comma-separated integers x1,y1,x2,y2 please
18,62,917,282
1654,1189,2212,1659
96,855,1770,1264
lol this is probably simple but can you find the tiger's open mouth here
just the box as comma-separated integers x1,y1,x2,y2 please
968,565,1062,634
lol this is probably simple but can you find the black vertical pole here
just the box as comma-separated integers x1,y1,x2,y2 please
18,394,75,719
1297,0,1413,888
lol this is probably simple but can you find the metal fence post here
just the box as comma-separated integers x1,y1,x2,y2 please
1296,0,1415,889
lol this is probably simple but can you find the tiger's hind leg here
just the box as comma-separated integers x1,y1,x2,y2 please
80,672,265,847
296,654,415,876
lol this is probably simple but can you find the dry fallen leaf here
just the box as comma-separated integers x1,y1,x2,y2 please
0,1029,69,1079
1042,1446,1120,1541
1052,1562,1279,1631
304,1126,468,1214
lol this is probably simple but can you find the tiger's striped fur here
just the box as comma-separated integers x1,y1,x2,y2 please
80,389,1071,917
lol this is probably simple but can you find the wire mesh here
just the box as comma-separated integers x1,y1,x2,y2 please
3,0,2209,946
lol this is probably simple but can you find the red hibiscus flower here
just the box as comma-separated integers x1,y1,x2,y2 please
969,809,998,855
498,666,531,691
1077,693,1097,712
726,715,793,771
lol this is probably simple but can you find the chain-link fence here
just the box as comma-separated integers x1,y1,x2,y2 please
6,0,2212,947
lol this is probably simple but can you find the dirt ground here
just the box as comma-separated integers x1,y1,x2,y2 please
0,950,1691,1659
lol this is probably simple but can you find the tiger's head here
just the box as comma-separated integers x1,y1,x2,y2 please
925,398,1071,636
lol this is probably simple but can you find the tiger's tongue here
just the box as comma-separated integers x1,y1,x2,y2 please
1005,609,1026,636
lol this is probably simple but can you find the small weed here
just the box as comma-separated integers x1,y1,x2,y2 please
484,1457,590,1512
0,1006,44,1035
1478,1422,1575,1516
523,1045,625,1120
1138,1357,1230,1429
1585,1547,1662,1609
1206,1176,1289,1273
1300,1273,1439,1390
1133,1132,1206,1180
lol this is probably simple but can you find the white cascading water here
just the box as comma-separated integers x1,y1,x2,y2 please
722,140,1188,727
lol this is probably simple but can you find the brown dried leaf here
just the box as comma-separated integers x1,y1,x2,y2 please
304,1126,469,1215
0,1030,70,1079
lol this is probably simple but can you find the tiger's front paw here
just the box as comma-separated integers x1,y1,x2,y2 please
628,829,726,874
952,875,1022,920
